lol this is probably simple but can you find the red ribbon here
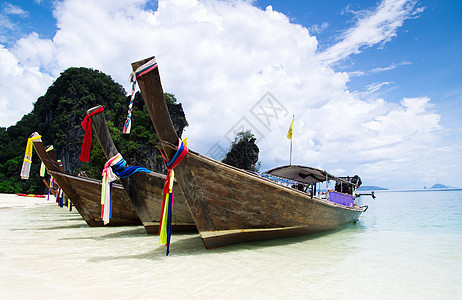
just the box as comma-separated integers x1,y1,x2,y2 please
80,106,104,162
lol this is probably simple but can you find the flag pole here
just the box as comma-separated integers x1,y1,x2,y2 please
289,138,292,165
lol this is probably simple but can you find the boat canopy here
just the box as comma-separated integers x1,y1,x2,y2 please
265,165,353,186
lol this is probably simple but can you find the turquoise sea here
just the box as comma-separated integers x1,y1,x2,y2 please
0,190,461,299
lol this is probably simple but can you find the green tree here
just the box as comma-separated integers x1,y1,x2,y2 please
222,130,260,171
0,67,188,193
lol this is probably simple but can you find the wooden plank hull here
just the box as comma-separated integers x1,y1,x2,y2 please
48,170,141,227
31,135,141,227
120,172,195,232
87,107,196,233
133,56,366,249
170,146,364,248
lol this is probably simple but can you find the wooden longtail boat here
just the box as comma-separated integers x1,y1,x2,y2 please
87,106,195,233
133,56,367,249
31,133,141,227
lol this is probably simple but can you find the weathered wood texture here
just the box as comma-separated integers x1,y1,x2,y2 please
133,56,366,249
166,143,364,248
132,57,178,159
87,107,195,233
32,136,141,227
48,170,141,226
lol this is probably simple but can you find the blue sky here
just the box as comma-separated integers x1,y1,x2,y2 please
260,1,462,130
257,1,462,122
1,0,461,189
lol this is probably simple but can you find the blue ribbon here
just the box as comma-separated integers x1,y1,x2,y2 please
111,157,152,178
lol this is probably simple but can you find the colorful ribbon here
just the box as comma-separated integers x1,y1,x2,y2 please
101,153,152,225
80,106,105,162
55,188,59,204
40,145,54,177
101,154,121,224
56,188,63,207
159,138,189,256
122,58,158,134
66,196,72,212
47,175,54,201
20,133,42,179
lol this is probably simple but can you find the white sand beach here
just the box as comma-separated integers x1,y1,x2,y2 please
0,192,461,299
0,193,55,208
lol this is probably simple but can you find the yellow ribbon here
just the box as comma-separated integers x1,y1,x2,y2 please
24,135,41,160
159,169,174,245
40,145,54,177
20,134,42,179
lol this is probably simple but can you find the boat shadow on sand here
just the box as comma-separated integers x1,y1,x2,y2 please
9,222,88,231
85,222,367,261
220,222,367,251
86,235,205,262
59,227,151,240
36,223,90,230
42,216,86,223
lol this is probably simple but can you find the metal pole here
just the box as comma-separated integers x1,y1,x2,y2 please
289,140,292,165
326,174,329,200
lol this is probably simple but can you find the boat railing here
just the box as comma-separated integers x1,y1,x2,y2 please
258,172,296,188
259,172,328,199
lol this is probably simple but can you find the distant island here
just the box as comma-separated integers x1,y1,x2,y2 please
427,184,448,189
355,184,461,193
357,185,388,191
357,184,458,191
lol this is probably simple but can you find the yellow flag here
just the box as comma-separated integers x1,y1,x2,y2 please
287,115,294,141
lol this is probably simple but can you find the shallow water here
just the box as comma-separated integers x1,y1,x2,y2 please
0,191,461,299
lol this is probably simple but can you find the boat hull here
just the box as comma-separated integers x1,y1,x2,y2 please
32,136,141,227
200,224,352,249
173,149,364,248
120,171,196,233
48,170,141,227
133,56,365,249
87,106,196,233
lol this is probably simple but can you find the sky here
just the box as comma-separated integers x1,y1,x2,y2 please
1,0,461,189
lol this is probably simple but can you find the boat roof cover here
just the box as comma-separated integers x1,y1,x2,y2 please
265,165,346,185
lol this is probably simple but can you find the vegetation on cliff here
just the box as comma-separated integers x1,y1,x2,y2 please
222,130,260,171
0,67,187,193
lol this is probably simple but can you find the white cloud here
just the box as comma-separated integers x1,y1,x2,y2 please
0,3,29,43
3,3,28,17
371,61,411,73
13,33,54,69
310,22,329,34
363,81,392,95
347,70,365,77
0,0,459,189
0,45,53,127
348,60,412,79
319,0,423,65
